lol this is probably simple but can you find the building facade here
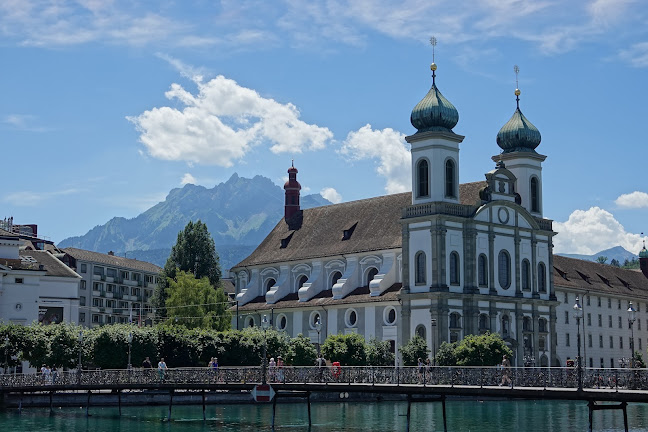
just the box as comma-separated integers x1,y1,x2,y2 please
62,248,162,327
231,61,648,367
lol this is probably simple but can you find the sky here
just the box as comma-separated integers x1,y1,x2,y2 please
1,0,647,256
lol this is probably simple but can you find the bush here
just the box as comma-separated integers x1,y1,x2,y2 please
366,338,394,366
288,334,317,366
321,333,367,366
435,342,457,366
399,336,429,366
454,333,512,366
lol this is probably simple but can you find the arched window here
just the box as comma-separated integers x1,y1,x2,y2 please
501,315,510,337
521,259,531,291
415,251,426,285
449,312,461,329
523,316,532,332
330,271,343,288
538,263,547,293
415,324,426,340
445,159,456,198
539,318,547,333
498,250,511,289
265,278,276,293
247,317,255,328
298,275,308,289
449,251,460,285
478,254,488,286
479,314,489,330
366,267,379,286
530,177,539,213
417,159,429,198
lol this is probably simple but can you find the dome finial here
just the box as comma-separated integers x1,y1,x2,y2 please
514,65,521,109
430,36,437,85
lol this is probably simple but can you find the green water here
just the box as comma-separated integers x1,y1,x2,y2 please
1,400,647,431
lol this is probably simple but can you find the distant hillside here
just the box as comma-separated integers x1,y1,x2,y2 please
58,174,331,270
558,246,638,266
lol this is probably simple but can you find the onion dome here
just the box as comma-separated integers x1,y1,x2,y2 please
640,241,648,258
496,87,541,153
410,63,459,133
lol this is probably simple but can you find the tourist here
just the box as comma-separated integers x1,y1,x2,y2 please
276,356,284,382
417,358,425,383
142,357,152,368
425,358,432,380
158,357,167,381
269,357,277,381
500,355,512,387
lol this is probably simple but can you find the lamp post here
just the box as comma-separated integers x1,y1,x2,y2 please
127,331,133,370
261,314,269,384
4,335,9,374
315,315,322,358
77,331,83,384
573,295,583,391
431,318,437,366
627,302,637,368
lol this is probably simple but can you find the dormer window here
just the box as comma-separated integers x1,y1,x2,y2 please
597,274,611,286
576,271,590,283
617,277,631,289
280,232,294,249
342,222,358,241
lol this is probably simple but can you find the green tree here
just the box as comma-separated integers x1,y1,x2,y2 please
633,351,646,368
366,338,395,366
321,333,367,366
453,333,512,366
610,259,620,267
165,271,231,330
596,256,608,264
0,323,29,369
434,342,458,366
156,324,201,367
288,334,318,366
399,335,430,366
153,220,223,317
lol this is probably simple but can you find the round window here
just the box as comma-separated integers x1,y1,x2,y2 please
277,315,287,330
346,309,357,327
384,307,396,325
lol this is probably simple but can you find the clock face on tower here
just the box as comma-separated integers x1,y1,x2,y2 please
15,303,22,311
498,207,510,224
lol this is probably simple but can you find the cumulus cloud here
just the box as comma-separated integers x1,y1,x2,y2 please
615,191,648,209
128,75,333,167
180,173,197,185
321,187,342,204
340,124,411,194
553,207,645,255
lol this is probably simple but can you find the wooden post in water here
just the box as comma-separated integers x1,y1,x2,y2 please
118,390,122,416
441,395,448,432
49,391,53,415
406,395,411,432
307,391,312,427
168,389,173,421
588,401,594,432
86,390,91,417
622,402,629,432
202,389,206,421
271,392,278,429
18,392,22,415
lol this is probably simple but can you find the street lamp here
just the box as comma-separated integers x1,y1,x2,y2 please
77,331,83,384
127,332,133,370
315,315,322,358
628,302,637,368
573,295,583,391
431,318,437,366
261,314,269,384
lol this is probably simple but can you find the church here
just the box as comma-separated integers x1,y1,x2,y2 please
232,60,648,368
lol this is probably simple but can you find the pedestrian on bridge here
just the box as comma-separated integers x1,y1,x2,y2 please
158,358,167,381
500,355,512,387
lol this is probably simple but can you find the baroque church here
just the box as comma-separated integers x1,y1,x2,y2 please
232,60,648,368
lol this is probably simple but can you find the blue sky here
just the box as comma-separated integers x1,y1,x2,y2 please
1,0,647,256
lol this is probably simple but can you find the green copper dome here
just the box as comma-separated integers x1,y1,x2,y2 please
410,65,459,133
496,105,541,153
640,243,648,259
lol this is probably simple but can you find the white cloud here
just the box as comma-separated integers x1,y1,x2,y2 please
4,188,80,206
553,206,645,255
321,187,342,204
180,173,197,186
128,74,333,167
340,124,411,194
615,191,648,208
3,114,50,132
619,42,648,68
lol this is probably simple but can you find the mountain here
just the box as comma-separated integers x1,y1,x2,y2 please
558,246,638,265
58,173,331,270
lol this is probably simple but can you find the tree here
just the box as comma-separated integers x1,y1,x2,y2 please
153,220,223,317
435,342,457,366
165,271,231,330
633,351,646,368
288,334,318,366
321,333,367,366
399,335,429,366
610,259,620,267
596,256,608,264
366,338,395,366
453,333,512,366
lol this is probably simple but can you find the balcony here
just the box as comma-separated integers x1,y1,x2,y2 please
92,274,103,281
92,290,101,297
124,279,137,287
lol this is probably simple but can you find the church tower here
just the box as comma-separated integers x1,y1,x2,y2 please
284,162,301,221
640,240,648,279
494,66,545,217
406,43,464,205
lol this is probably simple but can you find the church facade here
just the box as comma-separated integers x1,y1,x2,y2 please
231,62,648,368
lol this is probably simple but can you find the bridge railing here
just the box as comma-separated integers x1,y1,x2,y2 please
1,366,647,391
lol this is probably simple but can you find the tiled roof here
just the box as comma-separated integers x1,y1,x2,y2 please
0,228,19,238
15,250,80,278
235,183,487,269
62,247,162,273
236,283,402,311
553,255,648,300
222,278,236,294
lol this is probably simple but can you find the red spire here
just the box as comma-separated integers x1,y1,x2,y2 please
284,161,301,221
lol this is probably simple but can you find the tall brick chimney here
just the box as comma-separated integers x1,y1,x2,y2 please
284,161,301,221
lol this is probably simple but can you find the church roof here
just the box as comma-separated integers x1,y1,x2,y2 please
234,182,486,268
553,255,648,300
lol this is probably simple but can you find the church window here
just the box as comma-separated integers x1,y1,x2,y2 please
384,307,397,325
330,271,342,288
521,259,531,291
479,314,489,331
415,325,426,340
538,263,546,293
530,177,539,212
265,278,276,293
366,267,379,286
523,317,532,332
277,314,287,331
417,159,429,198
449,252,460,285
445,159,456,198
539,318,547,333
449,312,461,329
247,317,255,328
498,250,511,289
478,254,488,287
415,251,426,285
501,315,510,337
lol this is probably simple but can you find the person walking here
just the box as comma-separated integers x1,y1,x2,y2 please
157,357,167,381
500,355,512,387
142,357,153,368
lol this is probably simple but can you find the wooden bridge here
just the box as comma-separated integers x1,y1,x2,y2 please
2,366,647,431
